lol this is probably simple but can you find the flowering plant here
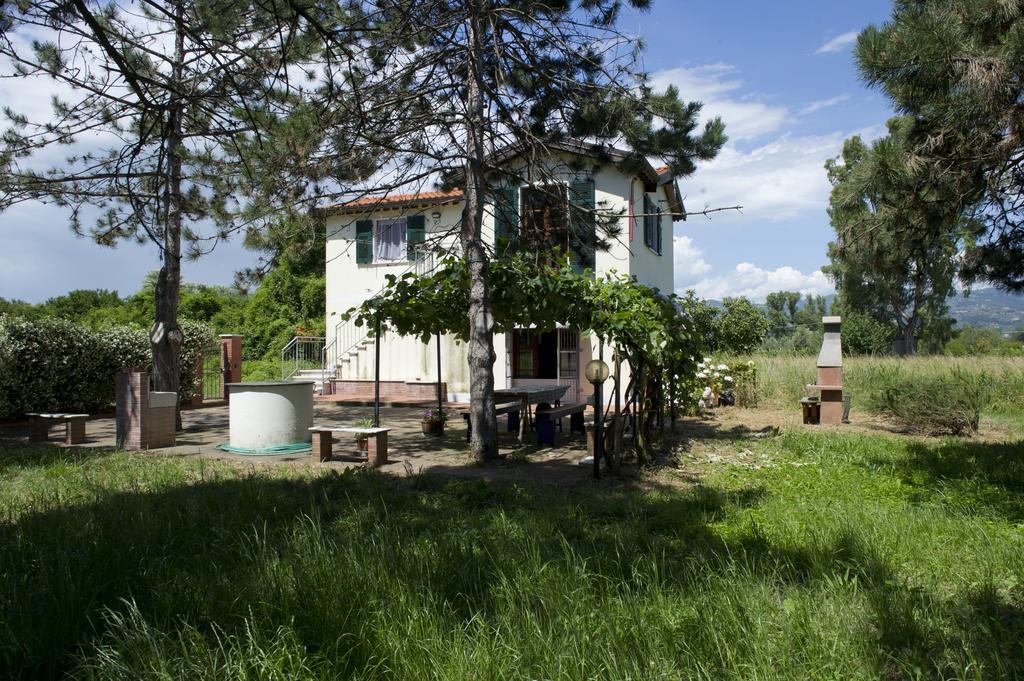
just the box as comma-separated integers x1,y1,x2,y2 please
421,408,447,424
695,357,732,409
731,360,759,407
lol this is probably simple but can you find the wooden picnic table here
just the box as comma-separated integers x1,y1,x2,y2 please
493,385,570,443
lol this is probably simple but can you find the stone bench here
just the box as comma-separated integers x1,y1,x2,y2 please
461,402,522,442
535,402,587,446
27,413,89,445
309,425,391,466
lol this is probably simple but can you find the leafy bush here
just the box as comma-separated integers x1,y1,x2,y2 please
730,360,759,408
945,325,1024,357
841,311,893,355
717,297,769,354
759,326,823,356
877,369,991,436
0,315,214,421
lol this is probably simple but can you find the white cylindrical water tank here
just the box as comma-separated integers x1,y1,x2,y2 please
227,382,314,450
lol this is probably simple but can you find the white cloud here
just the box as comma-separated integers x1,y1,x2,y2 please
684,124,887,222
673,235,712,281
680,263,834,303
815,31,858,55
798,94,850,115
650,63,788,141
650,62,886,222
686,132,844,221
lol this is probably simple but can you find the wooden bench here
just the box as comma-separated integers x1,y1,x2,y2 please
309,425,391,466
535,402,587,446
461,402,522,442
27,413,89,445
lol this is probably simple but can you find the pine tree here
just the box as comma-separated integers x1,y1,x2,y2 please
856,0,1024,291
0,0,356,414
824,118,961,355
307,0,726,460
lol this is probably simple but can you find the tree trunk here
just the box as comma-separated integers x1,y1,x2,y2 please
461,4,498,461
900,318,918,357
153,1,185,429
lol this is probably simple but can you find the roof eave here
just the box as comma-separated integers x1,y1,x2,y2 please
488,139,661,185
665,179,686,221
316,194,463,218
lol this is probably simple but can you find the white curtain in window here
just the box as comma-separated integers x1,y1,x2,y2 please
374,218,407,261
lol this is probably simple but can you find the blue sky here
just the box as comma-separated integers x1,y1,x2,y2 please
641,0,896,300
0,0,895,304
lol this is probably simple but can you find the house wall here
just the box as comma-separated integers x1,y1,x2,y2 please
589,169,675,406
324,202,507,399
323,158,676,403
629,186,675,294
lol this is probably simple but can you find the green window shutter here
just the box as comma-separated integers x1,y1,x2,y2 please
643,196,656,251
355,220,373,264
569,178,596,272
406,214,425,261
655,207,663,255
494,186,519,255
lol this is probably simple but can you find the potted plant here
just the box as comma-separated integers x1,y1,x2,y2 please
353,417,374,453
420,408,446,436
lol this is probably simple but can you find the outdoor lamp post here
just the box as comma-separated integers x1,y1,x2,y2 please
585,358,610,479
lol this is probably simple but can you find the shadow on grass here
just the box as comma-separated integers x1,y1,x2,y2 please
1,461,730,678
667,416,781,463
0,439,120,473
875,439,1024,523
1,445,1021,679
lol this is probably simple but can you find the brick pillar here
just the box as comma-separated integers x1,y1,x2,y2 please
367,432,388,467
116,369,147,450
220,335,243,399
311,431,333,463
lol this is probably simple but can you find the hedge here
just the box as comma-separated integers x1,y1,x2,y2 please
0,315,214,421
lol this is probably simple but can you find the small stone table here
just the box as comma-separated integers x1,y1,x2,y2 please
27,413,89,445
309,425,391,467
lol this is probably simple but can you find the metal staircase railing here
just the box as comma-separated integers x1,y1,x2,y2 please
281,335,326,381
318,244,452,389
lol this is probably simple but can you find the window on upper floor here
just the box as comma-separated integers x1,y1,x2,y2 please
642,194,663,256
374,217,407,261
492,179,596,271
521,184,569,252
354,214,425,264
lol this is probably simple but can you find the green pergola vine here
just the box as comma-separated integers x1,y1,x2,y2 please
343,255,703,463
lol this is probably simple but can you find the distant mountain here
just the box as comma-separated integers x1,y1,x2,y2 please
947,288,1024,334
704,289,1024,335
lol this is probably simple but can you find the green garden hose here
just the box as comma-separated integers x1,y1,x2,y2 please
215,442,312,456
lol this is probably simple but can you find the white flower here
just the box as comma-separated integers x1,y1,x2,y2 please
717,364,729,371
702,387,713,399
696,371,707,379
703,357,712,363
698,399,706,409
724,376,733,383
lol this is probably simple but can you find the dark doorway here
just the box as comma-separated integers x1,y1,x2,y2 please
512,329,558,379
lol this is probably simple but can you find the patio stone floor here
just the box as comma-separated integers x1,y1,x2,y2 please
9,403,597,485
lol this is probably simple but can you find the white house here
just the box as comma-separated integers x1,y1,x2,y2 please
317,141,684,404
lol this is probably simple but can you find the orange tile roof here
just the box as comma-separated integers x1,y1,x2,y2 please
319,189,463,215
655,165,670,175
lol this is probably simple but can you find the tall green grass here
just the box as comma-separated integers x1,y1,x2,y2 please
730,355,1024,417
1,432,1022,679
